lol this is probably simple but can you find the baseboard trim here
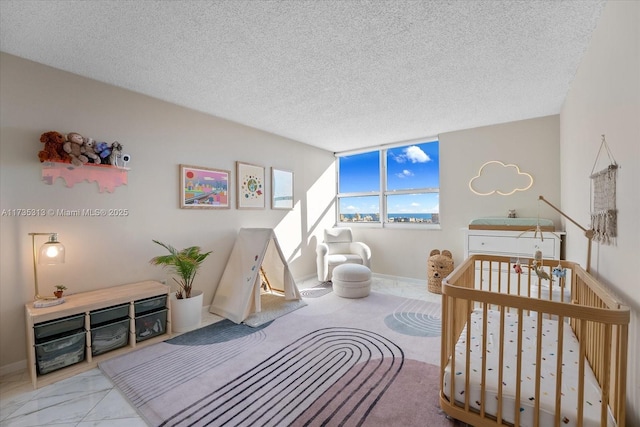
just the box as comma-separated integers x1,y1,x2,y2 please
295,272,426,286
371,272,427,286
0,359,26,377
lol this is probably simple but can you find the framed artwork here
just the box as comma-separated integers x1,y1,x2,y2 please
179,164,230,209
236,161,265,209
271,168,294,210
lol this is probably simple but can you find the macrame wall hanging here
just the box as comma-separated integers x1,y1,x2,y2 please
590,135,619,245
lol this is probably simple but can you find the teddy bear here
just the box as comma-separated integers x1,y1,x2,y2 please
427,249,454,294
38,131,69,163
63,132,89,166
82,137,101,164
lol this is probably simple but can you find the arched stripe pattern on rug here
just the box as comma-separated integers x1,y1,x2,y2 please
384,298,441,337
160,327,404,427
298,282,333,298
104,325,267,407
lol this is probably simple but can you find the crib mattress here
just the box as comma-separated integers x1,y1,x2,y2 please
442,309,615,427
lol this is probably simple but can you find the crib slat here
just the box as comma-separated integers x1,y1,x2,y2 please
447,296,456,407
480,304,488,418
533,313,543,426
514,308,523,427
516,264,522,301
440,289,448,400
506,263,512,307
618,323,628,426
497,307,505,424
526,262,532,316
498,261,503,295
578,318,587,427
554,316,565,427
464,300,472,412
601,324,612,427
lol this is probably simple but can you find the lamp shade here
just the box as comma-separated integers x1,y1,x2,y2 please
38,233,65,264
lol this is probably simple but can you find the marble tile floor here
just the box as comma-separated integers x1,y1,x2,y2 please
0,275,434,426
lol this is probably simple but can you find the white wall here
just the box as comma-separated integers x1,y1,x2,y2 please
560,1,640,424
355,115,563,279
0,53,336,370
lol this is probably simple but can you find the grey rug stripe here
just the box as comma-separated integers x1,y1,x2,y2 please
382,299,442,337
298,282,333,298
101,324,267,407
159,327,403,427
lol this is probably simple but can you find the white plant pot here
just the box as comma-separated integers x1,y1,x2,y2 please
170,290,203,333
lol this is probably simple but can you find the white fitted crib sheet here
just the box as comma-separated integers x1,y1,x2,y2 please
442,309,615,427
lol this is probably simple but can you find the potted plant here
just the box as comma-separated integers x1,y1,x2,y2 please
53,285,67,298
149,240,212,332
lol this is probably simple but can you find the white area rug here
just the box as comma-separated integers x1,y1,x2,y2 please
99,291,448,427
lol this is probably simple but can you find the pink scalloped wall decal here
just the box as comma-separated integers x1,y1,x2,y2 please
42,162,128,193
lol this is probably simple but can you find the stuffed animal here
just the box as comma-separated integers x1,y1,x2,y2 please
95,141,111,161
427,249,454,294
63,132,89,166
38,131,69,163
108,141,123,166
82,137,101,164
552,265,566,278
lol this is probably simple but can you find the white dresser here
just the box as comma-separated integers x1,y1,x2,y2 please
464,229,564,261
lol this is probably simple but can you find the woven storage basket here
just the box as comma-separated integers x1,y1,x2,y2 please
427,249,454,294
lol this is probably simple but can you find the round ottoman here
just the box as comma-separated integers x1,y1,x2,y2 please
332,264,372,298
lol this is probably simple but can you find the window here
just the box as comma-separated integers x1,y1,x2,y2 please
337,140,439,226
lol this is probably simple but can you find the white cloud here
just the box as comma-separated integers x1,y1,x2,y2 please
391,145,431,164
404,146,430,163
396,169,414,178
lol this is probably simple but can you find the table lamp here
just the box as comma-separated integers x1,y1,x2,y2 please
29,232,65,300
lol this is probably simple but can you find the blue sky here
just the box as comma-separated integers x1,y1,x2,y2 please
339,141,439,214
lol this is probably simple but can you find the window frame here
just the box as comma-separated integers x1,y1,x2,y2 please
336,137,440,229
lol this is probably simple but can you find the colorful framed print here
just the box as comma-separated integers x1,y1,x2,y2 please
179,164,230,209
271,168,294,210
236,161,265,209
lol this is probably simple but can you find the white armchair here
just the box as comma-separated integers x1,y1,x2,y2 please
316,227,371,281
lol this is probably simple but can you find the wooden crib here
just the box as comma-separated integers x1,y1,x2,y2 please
440,254,629,427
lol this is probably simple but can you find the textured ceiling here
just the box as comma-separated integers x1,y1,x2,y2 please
0,0,605,153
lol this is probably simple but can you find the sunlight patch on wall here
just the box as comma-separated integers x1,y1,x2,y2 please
275,201,303,263
306,165,337,236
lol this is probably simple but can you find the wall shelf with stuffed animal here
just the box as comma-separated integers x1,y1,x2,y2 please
38,131,130,193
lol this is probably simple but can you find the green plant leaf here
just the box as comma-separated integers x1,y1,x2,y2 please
150,240,212,299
